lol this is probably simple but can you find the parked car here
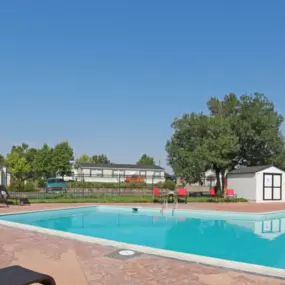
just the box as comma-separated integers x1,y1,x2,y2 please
44,178,67,193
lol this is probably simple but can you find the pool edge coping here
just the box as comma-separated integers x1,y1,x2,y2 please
1,219,285,280
1,204,285,219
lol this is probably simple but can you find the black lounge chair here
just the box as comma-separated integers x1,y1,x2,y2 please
0,265,56,285
0,185,9,207
0,185,30,206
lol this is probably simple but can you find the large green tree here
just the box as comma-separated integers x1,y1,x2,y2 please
33,144,53,178
166,114,239,190
0,154,5,164
6,143,32,180
207,93,285,168
166,93,285,192
137,154,155,165
51,141,74,177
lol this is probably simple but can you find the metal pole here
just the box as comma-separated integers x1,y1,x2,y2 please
118,173,120,196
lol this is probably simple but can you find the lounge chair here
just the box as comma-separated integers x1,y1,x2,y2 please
225,189,237,201
153,188,167,203
209,188,216,198
0,185,30,206
177,188,188,203
0,185,9,207
0,265,56,285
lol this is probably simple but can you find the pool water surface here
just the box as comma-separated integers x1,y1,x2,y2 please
1,206,285,270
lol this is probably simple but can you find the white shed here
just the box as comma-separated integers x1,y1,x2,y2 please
227,165,285,203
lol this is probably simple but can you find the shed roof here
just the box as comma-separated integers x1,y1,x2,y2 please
78,162,164,171
228,165,273,175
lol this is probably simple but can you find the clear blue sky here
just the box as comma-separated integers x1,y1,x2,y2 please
1,0,285,172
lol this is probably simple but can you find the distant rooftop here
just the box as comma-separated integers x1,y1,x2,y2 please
78,162,164,170
229,165,272,175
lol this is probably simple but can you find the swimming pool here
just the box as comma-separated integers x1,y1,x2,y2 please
1,206,285,276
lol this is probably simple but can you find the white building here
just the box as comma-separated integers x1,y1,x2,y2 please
0,164,10,186
227,165,285,202
76,163,165,184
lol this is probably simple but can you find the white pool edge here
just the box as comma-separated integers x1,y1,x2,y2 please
0,219,285,279
2,204,285,220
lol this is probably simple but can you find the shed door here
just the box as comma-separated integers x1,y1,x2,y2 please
263,173,282,200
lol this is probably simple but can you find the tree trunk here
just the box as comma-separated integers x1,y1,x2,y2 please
221,170,225,196
215,167,221,194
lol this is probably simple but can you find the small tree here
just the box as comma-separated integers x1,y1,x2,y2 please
74,154,92,169
137,154,155,165
33,144,53,178
91,154,110,164
51,141,74,177
6,149,31,181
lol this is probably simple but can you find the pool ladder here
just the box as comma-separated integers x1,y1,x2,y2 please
160,196,168,214
172,196,178,216
161,196,178,216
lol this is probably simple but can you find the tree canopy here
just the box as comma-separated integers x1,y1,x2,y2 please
137,154,156,165
52,141,74,177
32,144,53,178
6,143,33,180
166,93,285,192
6,141,74,180
74,154,110,168
91,154,110,164
0,154,5,164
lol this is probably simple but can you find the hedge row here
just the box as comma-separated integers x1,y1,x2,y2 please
7,195,247,203
6,180,176,192
67,180,176,190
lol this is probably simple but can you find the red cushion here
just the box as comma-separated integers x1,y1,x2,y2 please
177,188,187,196
227,189,234,196
153,188,160,196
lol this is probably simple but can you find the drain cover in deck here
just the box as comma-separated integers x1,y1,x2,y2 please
105,249,141,260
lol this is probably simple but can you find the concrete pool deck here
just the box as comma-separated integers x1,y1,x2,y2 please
2,201,285,214
1,203,285,284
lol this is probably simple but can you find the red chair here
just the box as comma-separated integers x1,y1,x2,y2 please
226,189,235,197
153,188,163,203
177,188,188,203
226,189,237,201
209,188,216,198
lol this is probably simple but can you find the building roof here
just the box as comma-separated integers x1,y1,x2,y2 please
78,162,164,171
228,165,273,175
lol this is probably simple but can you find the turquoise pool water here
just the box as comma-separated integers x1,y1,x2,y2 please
1,206,285,269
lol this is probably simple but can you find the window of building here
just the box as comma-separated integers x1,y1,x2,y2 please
112,170,125,177
91,169,103,177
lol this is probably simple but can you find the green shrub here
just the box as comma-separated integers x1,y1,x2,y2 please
155,180,176,190
37,178,46,188
7,180,38,192
27,195,154,203
67,181,150,189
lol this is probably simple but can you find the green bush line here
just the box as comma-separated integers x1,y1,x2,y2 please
7,180,176,192
68,180,176,190
7,196,247,204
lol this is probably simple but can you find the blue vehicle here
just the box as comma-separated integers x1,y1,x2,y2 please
44,178,67,193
